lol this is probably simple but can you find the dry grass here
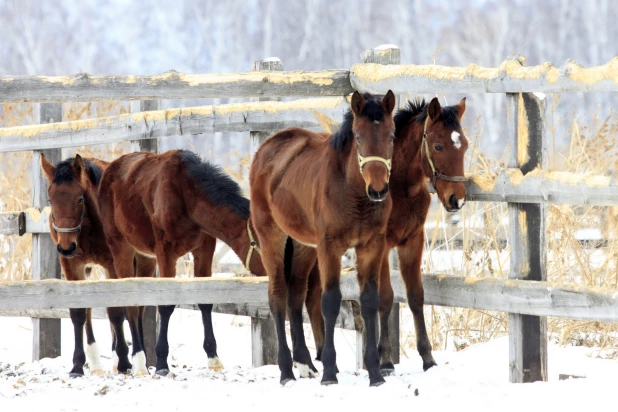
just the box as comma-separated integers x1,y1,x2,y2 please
1,100,617,356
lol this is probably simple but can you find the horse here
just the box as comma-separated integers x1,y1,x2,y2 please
249,90,397,387
98,149,290,376
40,154,153,377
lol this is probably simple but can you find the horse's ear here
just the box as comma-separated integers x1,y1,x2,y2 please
455,97,466,120
40,153,56,183
351,91,365,116
382,90,396,114
73,154,85,178
427,97,442,121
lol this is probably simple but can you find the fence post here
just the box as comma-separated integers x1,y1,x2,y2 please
507,86,548,383
249,58,282,368
31,103,63,361
354,44,401,370
130,100,160,369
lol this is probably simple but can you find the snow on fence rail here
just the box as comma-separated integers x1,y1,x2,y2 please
2,45,618,384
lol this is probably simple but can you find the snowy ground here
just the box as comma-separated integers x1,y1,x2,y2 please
1,309,616,411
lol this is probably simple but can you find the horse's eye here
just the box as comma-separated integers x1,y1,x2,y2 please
47,199,52,205
434,144,443,152
355,136,361,144
390,135,395,142
78,197,84,204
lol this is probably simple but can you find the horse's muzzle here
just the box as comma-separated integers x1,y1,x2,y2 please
367,183,389,202
57,242,77,258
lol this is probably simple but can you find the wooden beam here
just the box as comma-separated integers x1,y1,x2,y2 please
0,98,350,153
0,70,353,103
0,211,25,236
31,103,62,361
507,92,548,383
1,272,617,325
350,56,618,94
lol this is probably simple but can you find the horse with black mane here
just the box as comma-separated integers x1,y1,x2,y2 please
40,154,152,377
250,90,397,387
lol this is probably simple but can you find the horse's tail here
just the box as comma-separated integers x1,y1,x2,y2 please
283,236,294,284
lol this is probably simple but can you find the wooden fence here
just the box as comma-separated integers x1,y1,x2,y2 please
2,45,618,383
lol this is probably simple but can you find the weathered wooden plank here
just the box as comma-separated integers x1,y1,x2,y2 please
507,92,548,384
0,70,353,103
350,56,618,94
0,97,350,153
31,103,62,361
0,211,25,236
1,273,618,325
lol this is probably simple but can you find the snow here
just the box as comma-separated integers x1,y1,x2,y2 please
1,310,616,411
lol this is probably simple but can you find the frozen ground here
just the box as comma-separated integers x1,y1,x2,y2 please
0,309,616,411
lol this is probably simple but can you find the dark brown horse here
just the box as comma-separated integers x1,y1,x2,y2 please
40,154,152,377
250,91,397,387
374,97,468,374
97,150,274,376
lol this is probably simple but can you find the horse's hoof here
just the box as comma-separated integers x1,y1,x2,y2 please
370,379,386,387
293,362,318,378
321,379,338,386
208,357,224,372
280,377,296,387
380,367,395,376
423,360,438,371
132,369,149,377
155,368,170,377
69,372,84,379
90,369,105,377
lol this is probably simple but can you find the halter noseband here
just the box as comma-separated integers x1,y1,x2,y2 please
51,204,85,234
245,219,261,272
357,154,392,180
421,116,467,189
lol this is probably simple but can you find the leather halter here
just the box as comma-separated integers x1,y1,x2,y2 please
52,203,85,234
357,154,392,180
245,219,261,271
420,116,467,189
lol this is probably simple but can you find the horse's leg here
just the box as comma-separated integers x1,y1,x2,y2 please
377,253,395,375
355,237,387,387
62,261,89,378
154,246,177,376
125,305,148,376
286,241,318,377
305,262,324,362
107,307,131,374
84,308,104,376
193,235,224,371
134,254,157,367
317,241,345,386
398,231,437,371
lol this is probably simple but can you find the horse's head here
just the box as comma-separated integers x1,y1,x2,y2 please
421,97,468,212
351,90,396,202
40,154,90,258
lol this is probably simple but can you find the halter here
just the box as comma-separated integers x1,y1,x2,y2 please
51,204,85,234
420,116,467,189
245,219,261,271
357,154,392,180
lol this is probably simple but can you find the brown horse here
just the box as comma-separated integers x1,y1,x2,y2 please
97,150,276,376
376,97,468,373
40,154,151,377
250,91,397,387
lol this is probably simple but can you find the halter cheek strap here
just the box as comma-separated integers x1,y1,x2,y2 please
245,219,261,272
52,205,85,234
421,117,467,189
357,154,392,180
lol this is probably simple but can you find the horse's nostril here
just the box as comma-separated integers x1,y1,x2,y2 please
449,194,458,209
57,242,77,256
368,183,389,201
68,242,77,253
57,244,63,254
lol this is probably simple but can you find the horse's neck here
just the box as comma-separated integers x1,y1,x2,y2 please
391,123,426,196
82,185,102,231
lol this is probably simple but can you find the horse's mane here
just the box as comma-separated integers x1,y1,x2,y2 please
53,158,103,186
177,150,250,219
330,93,387,151
394,99,461,132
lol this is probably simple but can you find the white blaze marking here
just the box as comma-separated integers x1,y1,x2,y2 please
458,198,465,209
208,356,224,371
451,131,462,149
131,351,148,376
86,342,104,375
